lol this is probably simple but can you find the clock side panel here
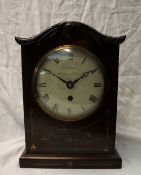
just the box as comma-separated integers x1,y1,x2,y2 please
99,44,120,151
21,45,43,153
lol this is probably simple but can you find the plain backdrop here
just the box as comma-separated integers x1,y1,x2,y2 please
0,0,141,174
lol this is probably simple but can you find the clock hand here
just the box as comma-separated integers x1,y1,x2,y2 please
43,68,75,89
73,68,97,84
43,68,67,84
43,68,97,89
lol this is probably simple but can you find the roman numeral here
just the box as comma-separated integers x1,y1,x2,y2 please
41,94,49,103
82,57,86,64
94,82,101,87
37,82,46,87
52,104,58,112
54,58,59,64
68,108,71,115
89,95,97,103
68,52,73,60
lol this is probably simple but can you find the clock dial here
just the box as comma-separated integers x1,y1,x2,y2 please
33,45,105,121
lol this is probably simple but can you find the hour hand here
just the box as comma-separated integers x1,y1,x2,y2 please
73,68,97,84
43,68,67,84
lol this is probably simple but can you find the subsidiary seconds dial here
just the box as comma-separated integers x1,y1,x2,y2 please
33,45,105,121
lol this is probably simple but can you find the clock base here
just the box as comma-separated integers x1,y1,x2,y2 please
19,149,122,169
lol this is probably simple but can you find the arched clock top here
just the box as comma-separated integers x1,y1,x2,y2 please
15,21,126,46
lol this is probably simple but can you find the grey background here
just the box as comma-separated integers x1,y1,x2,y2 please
0,0,141,174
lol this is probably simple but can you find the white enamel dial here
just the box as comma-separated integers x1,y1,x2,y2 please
33,45,105,121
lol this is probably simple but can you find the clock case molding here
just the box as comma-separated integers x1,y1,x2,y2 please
15,21,126,169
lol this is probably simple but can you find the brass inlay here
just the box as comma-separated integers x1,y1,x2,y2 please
30,144,36,152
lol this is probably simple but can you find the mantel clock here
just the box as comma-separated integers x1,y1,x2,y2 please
15,21,126,168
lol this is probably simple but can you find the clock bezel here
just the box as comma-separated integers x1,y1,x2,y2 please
32,44,106,122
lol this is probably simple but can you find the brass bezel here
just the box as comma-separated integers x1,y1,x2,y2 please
32,45,105,122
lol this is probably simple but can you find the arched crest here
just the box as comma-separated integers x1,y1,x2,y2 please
15,21,126,46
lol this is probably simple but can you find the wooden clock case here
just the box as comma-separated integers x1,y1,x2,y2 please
15,21,126,168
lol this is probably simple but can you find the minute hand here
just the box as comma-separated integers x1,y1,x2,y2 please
43,68,67,84
73,68,97,84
